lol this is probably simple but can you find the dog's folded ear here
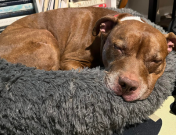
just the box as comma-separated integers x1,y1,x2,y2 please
92,13,132,36
92,15,118,36
165,32,176,53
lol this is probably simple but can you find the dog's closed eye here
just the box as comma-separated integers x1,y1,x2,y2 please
145,59,163,74
151,59,162,64
113,44,122,51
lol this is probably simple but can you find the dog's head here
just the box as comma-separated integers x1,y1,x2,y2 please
92,14,176,102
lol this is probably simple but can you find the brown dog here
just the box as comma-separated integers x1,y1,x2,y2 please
0,7,176,101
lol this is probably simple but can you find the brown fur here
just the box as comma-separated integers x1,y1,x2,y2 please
0,7,117,70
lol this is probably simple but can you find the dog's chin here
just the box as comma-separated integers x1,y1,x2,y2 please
121,94,140,102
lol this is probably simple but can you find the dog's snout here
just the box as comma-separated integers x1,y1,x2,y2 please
119,76,139,93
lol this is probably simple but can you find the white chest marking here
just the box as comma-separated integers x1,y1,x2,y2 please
120,16,144,23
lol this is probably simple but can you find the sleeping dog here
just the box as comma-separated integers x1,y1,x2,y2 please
0,7,176,101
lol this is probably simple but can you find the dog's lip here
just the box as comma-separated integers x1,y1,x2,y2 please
122,94,139,101
105,80,121,95
110,85,139,101
105,78,134,95
168,46,173,52
112,85,123,95
104,77,122,95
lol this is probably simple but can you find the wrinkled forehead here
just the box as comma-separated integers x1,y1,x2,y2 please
109,21,168,55
111,21,166,45
113,20,162,36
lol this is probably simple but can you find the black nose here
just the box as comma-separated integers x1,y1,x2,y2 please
119,76,139,93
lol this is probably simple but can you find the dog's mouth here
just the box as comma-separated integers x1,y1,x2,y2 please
105,74,145,102
110,84,141,102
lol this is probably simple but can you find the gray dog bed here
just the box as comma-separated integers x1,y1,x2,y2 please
0,8,176,135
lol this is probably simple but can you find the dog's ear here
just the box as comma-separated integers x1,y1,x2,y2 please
92,13,132,36
92,15,118,36
165,32,176,53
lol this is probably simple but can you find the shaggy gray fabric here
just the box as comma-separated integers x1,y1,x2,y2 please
0,8,176,135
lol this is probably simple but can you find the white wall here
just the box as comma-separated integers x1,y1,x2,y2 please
126,0,174,22
126,0,149,18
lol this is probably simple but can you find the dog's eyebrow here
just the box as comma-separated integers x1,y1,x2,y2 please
120,16,144,23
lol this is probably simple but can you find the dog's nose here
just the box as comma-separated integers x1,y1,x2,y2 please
119,76,139,93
